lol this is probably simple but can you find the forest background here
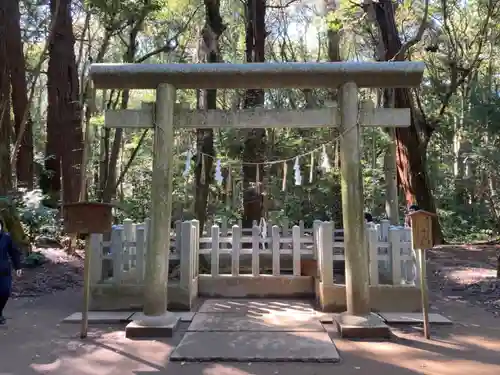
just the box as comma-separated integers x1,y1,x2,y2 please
1,0,499,250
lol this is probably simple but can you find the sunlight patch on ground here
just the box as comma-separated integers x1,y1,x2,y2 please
454,335,500,351
445,268,496,283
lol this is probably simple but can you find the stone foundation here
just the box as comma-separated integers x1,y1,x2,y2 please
315,280,422,312
197,275,314,298
90,279,197,311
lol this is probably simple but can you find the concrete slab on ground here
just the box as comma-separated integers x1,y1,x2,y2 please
62,311,134,324
187,312,324,332
377,312,453,325
63,311,195,324
170,331,340,362
197,299,315,315
130,311,194,322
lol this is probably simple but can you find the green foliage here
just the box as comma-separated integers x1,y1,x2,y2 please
17,190,61,241
16,0,500,244
23,251,47,269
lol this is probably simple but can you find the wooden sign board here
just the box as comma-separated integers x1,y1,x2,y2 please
63,202,113,234
408,210,436,250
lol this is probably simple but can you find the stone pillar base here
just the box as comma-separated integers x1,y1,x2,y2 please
125,312,180,338
335,312,390,339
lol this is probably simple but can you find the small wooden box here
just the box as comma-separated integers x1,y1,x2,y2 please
63,202,113,234
408,210,436,249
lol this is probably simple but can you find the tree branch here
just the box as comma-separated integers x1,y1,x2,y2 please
266,0,300,9
437,0,496,117
135,5,202,63
390,0,430,61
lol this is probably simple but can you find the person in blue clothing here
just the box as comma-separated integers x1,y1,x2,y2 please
0,219,22,325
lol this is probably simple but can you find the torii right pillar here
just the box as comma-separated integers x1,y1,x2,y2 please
336,82,391,339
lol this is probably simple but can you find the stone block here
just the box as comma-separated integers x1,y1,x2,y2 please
335,312,391,339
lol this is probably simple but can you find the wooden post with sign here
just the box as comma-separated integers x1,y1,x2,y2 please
408,210,437,339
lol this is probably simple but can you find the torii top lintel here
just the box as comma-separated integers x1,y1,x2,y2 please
89,61,425,90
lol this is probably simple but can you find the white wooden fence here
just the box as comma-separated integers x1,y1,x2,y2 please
90,218,418,289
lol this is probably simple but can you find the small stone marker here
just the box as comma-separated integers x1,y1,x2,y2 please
408,209,437,339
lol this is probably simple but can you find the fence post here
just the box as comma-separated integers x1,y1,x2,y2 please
180,221,194,292
252,225,260,276
191,220,200,275
407,227,421,285
272,225,280,276
313,220,321,260
380,219,390,242
367,226,379,286
89,233,103,285
135,226,145,283
267,219,273,237
211,225,220,276
292,225,301,276
123,219,133,271
174,220,181,253
389,228,402,285
191,223,198,279
111,227,123,284
318,221,334,286
232,225,241,276
143,218,151,244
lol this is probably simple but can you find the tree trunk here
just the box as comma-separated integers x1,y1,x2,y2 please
372,0,443,243
0,3,12,197
0,2,28,250
242,0,266,228
45,0,83,205
5,0,33,189
100,20,145,203
194,0,226,233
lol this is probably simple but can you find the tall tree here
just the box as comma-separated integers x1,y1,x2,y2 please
45,0,83,204
194,0,226,232
0,0,27,248
0,1,12,197
242,0,267,228
5,0,33,189
365,0,498,242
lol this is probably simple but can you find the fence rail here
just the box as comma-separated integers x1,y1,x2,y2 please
90,218,418,288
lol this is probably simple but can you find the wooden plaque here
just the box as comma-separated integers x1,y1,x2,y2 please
63,202,113,234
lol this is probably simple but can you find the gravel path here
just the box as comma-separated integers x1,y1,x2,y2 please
12,248,83,298
427,244,500,317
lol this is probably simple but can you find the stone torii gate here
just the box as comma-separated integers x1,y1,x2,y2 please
89,61,424,338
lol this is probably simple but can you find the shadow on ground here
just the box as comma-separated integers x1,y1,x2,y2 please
2,243,500,375
1,288,500,375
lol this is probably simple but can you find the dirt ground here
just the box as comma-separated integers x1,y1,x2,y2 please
1,244,500,375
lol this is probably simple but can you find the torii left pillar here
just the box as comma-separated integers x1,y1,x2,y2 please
335,82,391,339
125,84,180,338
